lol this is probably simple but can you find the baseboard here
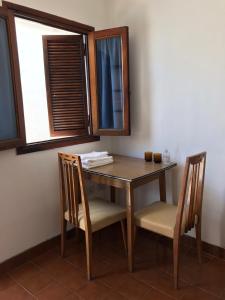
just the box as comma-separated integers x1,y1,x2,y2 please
183,235,225,259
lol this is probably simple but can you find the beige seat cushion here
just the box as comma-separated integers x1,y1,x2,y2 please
65,198,126,232
135,201,186,238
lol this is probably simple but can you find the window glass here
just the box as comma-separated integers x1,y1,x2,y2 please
96,36,124,129
0,17,17,140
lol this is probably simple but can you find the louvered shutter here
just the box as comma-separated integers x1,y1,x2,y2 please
43,35,89,137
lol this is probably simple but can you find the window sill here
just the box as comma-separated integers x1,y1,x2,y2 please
16,135,100,155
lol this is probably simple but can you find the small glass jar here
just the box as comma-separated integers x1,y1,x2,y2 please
162,149,170,164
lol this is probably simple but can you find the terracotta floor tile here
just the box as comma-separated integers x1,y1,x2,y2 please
142,288,175,300
100,259,152,298
35,256,78,280
65,252,114,280
36,282,72,300
33,249,61,269
132,260,164,282
181,286,222,300
182,258,225,297
77,281,111,300
64,293,81,300
152,274,190,299
93,259,116,279
102,290,127,300
133,267,188,299
134,255,166,275
8,260,54,295
64,241,85,258
116,276,150,300
180,249,213,269
100,269,130,289
0,273,15,291
17,271,53,295
9,262,41,282
94,244,127,266
162,251,213,279
56,268,87,291
65,252,87,270
0,284,34,299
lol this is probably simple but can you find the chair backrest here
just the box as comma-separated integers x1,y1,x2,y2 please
58,152,91,231
175,152,206,236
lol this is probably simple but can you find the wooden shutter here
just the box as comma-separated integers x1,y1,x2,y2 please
88,27,130,136
43,35,89,137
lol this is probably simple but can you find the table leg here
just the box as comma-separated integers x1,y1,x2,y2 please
126,183,134,272
110,186,115,203
159,171,166,202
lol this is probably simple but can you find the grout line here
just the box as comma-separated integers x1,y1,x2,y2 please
132,277,181,300
6,274,37,299
198,286,223,299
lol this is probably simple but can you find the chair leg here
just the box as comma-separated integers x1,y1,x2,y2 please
173,238,180,289
61,219,67,257
85,231,93,280
120,220,127,255
195,221,202,264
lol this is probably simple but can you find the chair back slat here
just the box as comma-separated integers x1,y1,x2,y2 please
187,163,199,229
58,153,91,231
72,166,79,226
175,152,206,236
63,163,71,222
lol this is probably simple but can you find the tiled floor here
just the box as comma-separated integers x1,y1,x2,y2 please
1,226,225,299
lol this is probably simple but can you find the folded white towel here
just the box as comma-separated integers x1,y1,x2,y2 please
79,151,108,160
82,156,113,169
76,151,113,169
82,155,112,164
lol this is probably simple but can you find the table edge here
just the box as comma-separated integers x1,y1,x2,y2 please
84,162,177,182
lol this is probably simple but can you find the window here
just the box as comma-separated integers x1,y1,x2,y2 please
0,1,130,154
14,17,87,144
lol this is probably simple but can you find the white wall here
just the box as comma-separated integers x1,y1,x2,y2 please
103,0,225,248
0,0,110,263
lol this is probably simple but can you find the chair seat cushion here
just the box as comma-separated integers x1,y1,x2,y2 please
65,198,126,232
135,201,186,238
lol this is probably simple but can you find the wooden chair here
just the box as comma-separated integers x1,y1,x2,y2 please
58,152,127,280
134,152,206,288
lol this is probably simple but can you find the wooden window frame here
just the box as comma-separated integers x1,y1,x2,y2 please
0,7,26,150
88,26,130,136
2,1,99,154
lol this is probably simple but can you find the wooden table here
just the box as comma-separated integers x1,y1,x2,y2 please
84,155,177,272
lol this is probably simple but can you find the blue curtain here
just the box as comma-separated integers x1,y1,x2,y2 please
96,36,123,129
0,18,17,140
